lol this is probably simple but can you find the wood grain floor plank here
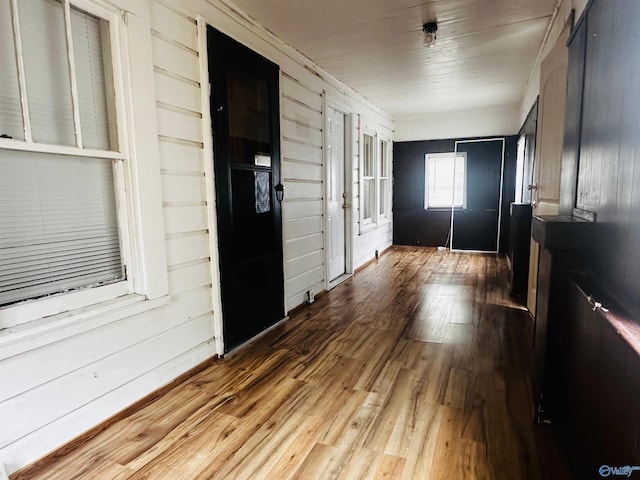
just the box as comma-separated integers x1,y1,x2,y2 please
13,247,557,480
373,454,406,479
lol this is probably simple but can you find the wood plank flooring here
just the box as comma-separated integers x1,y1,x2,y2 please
14,247,550,479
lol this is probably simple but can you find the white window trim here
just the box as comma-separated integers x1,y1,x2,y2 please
359,122,392,233
424,152,468,210
0,0,168,335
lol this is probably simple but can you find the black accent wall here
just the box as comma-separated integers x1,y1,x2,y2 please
393,136,517,253
560,0,640,310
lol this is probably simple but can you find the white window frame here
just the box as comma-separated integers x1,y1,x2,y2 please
359,123,392,233
424,152,467,210
359,127,376,232
377,135,392,222
0,0,168,333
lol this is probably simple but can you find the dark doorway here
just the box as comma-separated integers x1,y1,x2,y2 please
207,27,285,353
451,138,505,252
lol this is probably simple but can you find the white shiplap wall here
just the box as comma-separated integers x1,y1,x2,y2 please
0,0,393,474
281,73,326,309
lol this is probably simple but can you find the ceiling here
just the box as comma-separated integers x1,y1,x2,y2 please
230,0,558,117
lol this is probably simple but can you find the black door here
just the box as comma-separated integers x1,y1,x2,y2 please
207,27,285,353
452,139,504,252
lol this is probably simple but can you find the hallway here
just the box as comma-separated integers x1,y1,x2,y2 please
16,247,552,479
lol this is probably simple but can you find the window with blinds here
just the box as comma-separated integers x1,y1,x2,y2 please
0,0,124,308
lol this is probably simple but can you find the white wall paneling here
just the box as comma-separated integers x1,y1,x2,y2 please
0,0,393,474
395,106,521,142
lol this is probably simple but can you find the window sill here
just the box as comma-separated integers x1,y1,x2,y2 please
0,294,170,360
359,218,392,235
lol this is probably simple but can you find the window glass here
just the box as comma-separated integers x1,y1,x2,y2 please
227,66,271,166
363,134,374,177
71,6,114,150
425,153,466,208
19,0,76,146
0,0,24,140
362,133,375,223
379,139,389,217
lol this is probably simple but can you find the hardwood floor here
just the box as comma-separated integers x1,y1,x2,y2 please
14,247,552,479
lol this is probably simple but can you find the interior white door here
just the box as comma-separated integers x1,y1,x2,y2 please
327,106,346,282
526,19,571,315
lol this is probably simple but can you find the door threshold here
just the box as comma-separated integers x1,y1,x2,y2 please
223,315,289,358
328,273,352,290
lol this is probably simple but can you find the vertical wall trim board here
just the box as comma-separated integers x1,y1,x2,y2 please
196,14,224,355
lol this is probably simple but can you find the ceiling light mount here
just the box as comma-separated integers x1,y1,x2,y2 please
423,21,438,48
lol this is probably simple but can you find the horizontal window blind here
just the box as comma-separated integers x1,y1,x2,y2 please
0,150,124,306
0,0,24,141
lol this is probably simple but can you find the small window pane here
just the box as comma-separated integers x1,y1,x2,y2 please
363,178,374,221
379,140,388,177
379,178,388,216
227,66,271,165
363,134,374,177
0,0,24,140
425,154,466,209
71,6,114,150
19,0,76,146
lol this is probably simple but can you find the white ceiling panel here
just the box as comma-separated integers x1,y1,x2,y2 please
230,0,558,115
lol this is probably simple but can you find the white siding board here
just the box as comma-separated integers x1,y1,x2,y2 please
0,289,212,403
286,266,323,299
168,261,212,296
161,174,206,204
285,250,324,279
286,278,325,310
166,233,210,267
157,107,203,144
151,2,197,51
284,216,323,239
152,36,199,82
1,340,214,474
284,233,324,260
155,73,202,114
283,160,323,182
281,75,322,111
285,180,323,200
282,140,322,164
163,205,208,235
0,313,214,451
282,98,322,129
283,199,324,220
158,139,205,173
282,119,322,146
354,222,393,269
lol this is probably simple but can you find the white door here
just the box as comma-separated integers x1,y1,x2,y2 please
326,106,347,282
526,19,571,314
